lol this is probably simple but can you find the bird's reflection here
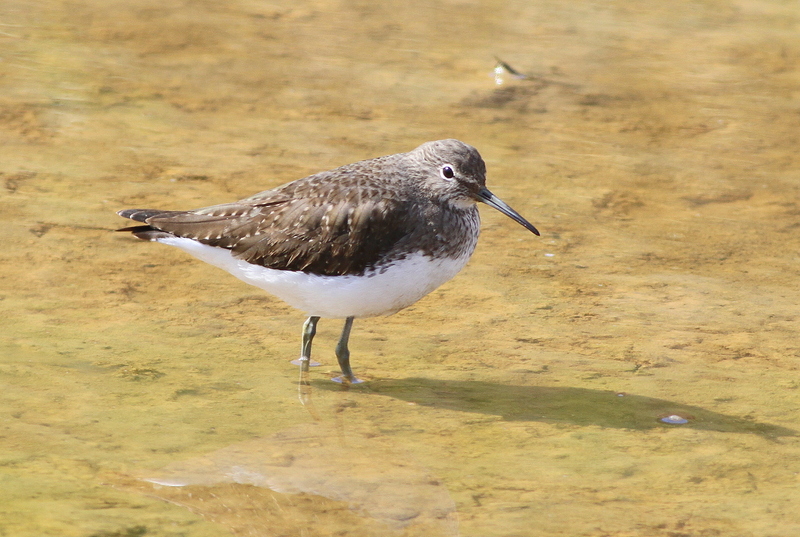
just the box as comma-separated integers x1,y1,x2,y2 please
123,421,458,537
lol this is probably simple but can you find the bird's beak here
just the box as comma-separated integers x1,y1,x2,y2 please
474,187,540,236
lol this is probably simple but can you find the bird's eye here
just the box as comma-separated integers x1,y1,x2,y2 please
440,165,455,180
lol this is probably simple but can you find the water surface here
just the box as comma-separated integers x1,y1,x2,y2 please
2,1,799,536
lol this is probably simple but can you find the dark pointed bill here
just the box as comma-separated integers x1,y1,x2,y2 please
475,187,540,236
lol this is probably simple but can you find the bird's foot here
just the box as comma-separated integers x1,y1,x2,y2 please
290,358,321,367
331,375,365,385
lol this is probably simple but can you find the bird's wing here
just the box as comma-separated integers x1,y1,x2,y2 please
120,177,415,276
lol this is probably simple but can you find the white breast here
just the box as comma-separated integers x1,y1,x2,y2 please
155,236,475,318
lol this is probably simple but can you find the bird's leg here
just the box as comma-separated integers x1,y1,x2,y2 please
299,316,319,372
296,316,322,416
332,316,362,384
335,316,354,377
290,316,321,368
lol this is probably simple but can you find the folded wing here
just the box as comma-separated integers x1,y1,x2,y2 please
118,180,412,276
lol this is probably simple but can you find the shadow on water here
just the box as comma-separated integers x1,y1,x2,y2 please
323,378,796,439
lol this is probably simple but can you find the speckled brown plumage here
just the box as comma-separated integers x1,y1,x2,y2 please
117,139,539,383
118,139,510,277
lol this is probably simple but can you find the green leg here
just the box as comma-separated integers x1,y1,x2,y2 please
290,316,320,371
296,316,321,417
333,316,362,384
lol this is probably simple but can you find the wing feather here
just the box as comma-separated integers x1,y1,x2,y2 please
120,174,415,276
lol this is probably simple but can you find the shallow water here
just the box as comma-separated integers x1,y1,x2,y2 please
2,0,800,535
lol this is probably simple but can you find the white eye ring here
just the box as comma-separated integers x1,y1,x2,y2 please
440,165,455,180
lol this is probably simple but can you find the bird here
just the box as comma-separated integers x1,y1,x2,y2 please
117,139,539,383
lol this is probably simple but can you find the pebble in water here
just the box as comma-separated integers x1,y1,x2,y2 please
659,414,690,425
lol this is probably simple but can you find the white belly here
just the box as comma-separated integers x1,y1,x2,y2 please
155,237,473,318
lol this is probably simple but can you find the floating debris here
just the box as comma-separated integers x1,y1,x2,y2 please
493,57,529,85
491,57,580,89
